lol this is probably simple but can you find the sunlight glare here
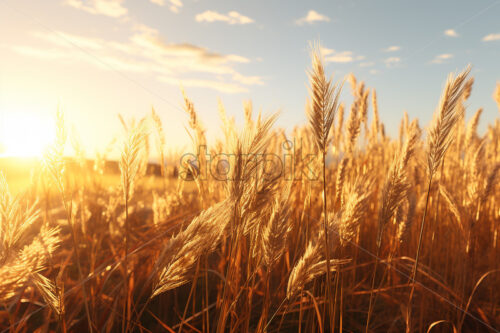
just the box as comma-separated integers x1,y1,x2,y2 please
0,111,56,157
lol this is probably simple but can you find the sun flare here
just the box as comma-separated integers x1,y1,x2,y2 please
0,111,56,157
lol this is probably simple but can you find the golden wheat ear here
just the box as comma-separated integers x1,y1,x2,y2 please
335,175,372,245
439,185,464,235
151,107,166,176
119,122,147,201
493,81,500,111
43,109,68,194
227,112,278,200
427,66,471,176
481,163,500,205
151,199,234,298
377,121,419,246
287,236,350,299
307,44,344,153
261,184,291,268
0,225,61,303
32,272,63,316
464,108,483,149
397,193,417,243
370,89,380,142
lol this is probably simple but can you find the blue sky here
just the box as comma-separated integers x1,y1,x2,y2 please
0,0,499,157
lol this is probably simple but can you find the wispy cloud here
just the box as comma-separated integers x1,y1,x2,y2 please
64,0,128,18
11,46,69,60
430,53,453,64
149,0,182,14
295,10,330,25
148,0,182,13
159,77,248,93
369,69,379,75
320,47,364,64
444,29,459,37
319,46,335,56
195,10,254,25
384,57,401,67
383,46,400,52
326,53,352,63
231,72,263,85
482,33,500,42
169,0,182,13
10,25,261,93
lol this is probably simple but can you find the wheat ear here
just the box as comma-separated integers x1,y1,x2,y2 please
427,67,471,176
287,234,350,299
493,82,500,111
151,199,234,297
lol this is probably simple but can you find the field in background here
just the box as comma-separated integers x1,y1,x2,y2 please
1,48,499,333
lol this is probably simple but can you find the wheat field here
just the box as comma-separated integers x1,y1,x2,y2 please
0,46,499,333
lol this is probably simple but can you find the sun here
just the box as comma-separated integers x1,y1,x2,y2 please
0,111,56,158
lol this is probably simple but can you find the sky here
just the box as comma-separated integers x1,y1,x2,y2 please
0,0,499,159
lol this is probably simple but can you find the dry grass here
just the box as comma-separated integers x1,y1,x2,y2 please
0,45,499,333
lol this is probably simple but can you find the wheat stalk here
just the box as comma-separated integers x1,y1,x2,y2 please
306,43,344,330
119,119,147,333
42,110,94,332
407,66,472,332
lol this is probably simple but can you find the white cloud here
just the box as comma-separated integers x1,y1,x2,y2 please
195,10,254,25
482,33,500,42
149,0,182,13
444,29,459,37
295,10,330,25
319,46,334,56
327,51,353,63
321,48,364,63
168,0,183,13
431,53,453,64
384,57,401,67
149,0,165,5
64,0,128,18
383,46,400,52
11,26,261,94
369,69,379,75
232,72,264,85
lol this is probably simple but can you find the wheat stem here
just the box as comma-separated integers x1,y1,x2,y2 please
406,175,433,332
